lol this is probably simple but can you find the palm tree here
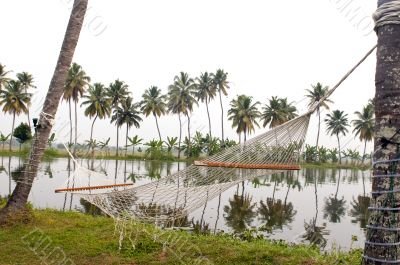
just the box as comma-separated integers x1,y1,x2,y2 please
16,72,36,129
107,79,130,156
324,110,349,164
81,83,111,146
63,62,90,154
261,96,298,128
0,0,89,219
305,83,333,148
195,72,216,137
0,64,11,92
212,69,229,147
228,95,260,142
167,72,197,158
0,133,10,150
140,86,167,141
0,80,31,151
352,103,374,164
111,97,142,157
127,135,143,156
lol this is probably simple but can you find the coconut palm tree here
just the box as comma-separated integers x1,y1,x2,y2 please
63,62,90,154
167,72,197,158
0,80,31,151
0,133,10,150
16,72,36,129
324,110,349,164
228,95,260,142
195,72,216,137
107,79,130,156
140,86,167,141
352,103,374,164
305,83,333,149
127,135,143,156
81,83,111,146
0,0,89,219
261,96,298,128
0,64,11,92
212,69,229,147
111,97,142,157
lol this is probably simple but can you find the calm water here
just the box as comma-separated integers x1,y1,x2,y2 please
0,156,371,250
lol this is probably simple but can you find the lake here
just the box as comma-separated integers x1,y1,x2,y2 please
0,156,371,251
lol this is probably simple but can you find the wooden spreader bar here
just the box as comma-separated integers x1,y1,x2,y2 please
55,183,134,193
193,161,301,170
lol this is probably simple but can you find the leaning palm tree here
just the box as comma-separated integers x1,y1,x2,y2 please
107,79,130,156
140,86,167,141
261,96,297,128
212,69,229,147
17,72,36,129
352,103,374,164
0,80,31,151
228,95,260,142
0,64,11,92
305,83,333,148
195,72,216,137
324,110,349,164
111,97,142,157
81,83,111,148
63,62,90,154
0,0,89,219
167,72,197,158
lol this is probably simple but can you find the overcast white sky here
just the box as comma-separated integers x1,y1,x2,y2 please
0,0,377,152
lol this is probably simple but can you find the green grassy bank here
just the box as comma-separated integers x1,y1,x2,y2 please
0,209,361,265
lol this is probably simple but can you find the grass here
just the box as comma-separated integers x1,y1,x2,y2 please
0,209,362,265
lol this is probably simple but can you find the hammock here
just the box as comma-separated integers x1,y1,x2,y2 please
55,45,376,223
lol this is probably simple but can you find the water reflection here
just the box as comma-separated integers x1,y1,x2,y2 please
323,170,346,223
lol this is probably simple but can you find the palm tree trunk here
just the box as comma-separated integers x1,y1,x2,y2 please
364,2,400,262
362,139,367,165
25,87,31,130
90,114,97,156
316,107,320,148
68,100,73,146
116,125,119,157
187,114,191,157
125,123,129,157
205,97,212,137
73,100,78,156
0,0,88,219
178,113,182,159
154,113,161,141
9,112,15,152
218,90,224,147
337,134,341,165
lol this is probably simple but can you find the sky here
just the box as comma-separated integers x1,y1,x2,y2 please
0,0,378,153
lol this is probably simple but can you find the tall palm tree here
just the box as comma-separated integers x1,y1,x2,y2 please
0,80,31,151
261,96,298,128
0,64,11,92
324,110,349,164
167,72,197,158
140,86,167,141
16,72,36,129
305,83,333,148
111,97,142,157
212,69,229,147
352,103,374,164
228,95,260,142
195,72,216,137
63,62,90,154
81,83,111,145
0,0,89,219
364,2,400,262
107,79,130,156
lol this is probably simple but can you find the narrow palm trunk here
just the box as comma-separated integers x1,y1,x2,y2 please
219,90,224,147
205,97,212,137
337,134,341,164
154,113,161,141
0,0,88,219
73,100,78,155
90,114,97,156
68,100,73,146
178,113,182,159
316,108,320,148
364,2,400,262
9,112,15,152
362,139,367,164
116,125,119,157
125,124,129,157
187,114,191,156
26,88,31,130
